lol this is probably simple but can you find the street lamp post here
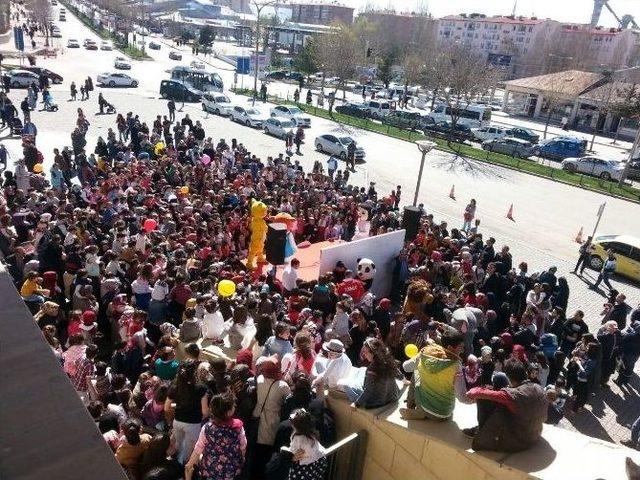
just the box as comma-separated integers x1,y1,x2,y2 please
413,140,437,206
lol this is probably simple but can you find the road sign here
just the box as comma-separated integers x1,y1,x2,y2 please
13,26,24,51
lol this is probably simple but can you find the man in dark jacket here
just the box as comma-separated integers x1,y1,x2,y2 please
464,359,548,452
614,319,640,386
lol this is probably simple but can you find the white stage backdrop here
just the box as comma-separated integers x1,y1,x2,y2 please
319,230,406,297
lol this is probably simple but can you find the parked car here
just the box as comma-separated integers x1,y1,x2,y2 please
481,137,536,158
168,51,182,60
22,66,63,84
159,79,202,102
361,100,392,119
534,137,587,161
190,60,205,70
230,105,269,127
201,93,232,115
626,159,640,181
587,235,640,280
335,102,369,119
100,40,113,50
59,13,66,21
264,117,296,139
471,125,509,142
114,57,131,70
269,105,311,127
424,121,473,142
51,27,62,38
265,70,287,80
2,70,39,88
561,156,625,181
97,72,139,87
382,110,426,130
315,134,366,161
67,38,80,48
85,40,98,50
506,127,539,143
148,41,161,50
287,72,304,83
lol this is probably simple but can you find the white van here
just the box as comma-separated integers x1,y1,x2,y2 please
362,100,392,119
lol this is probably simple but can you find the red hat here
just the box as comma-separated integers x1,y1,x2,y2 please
378,298,391,310
80,310,97,330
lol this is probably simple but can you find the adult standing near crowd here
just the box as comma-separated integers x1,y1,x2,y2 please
167,99,176,122
592,249,617,292
462,199,476,232
573,236,593,275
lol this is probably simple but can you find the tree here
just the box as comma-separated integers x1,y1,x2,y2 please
312,22,363,100
199,25,216,48
29,0,52,46
293,39,318,81
376,49,396,88
609,84,640,184
401,52,424,98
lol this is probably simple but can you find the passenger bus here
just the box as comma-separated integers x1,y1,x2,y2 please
169,66,224,93
428,103,492,128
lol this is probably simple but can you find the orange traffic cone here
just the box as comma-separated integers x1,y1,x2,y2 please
506,204,514,221
449,185,456,200
575,227,584,244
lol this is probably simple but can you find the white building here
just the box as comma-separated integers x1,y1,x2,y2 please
437,14,559,74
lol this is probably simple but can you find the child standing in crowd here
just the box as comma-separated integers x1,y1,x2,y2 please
185,392,246,480
288,409,327,480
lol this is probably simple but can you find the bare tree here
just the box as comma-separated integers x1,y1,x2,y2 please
584,78,626,151
400,51,424,102
427,46,499,144
312,22,363,100
28,0,52,46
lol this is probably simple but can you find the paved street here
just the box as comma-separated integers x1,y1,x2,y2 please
2,3,640,444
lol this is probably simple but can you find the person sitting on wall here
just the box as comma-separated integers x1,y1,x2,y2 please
463,359,548,452
400,328,472,420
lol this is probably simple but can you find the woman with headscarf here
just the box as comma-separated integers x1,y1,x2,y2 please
34,300,63,331
251,357,291,477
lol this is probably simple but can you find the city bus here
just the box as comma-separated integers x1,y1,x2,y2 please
428,103,492,128
169,66,224,93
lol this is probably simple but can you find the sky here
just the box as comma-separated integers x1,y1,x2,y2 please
339,0,640,27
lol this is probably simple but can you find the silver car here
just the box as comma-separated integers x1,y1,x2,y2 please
561,156,625,181
481,137,535,158
315,134,366,161
264,117,296,139
230,105,269,128
3,70,39,88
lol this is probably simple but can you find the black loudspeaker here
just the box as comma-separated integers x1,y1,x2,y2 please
402,206,422,241
265,223,287,265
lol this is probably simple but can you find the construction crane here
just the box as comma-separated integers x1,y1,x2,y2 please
590,0,638,29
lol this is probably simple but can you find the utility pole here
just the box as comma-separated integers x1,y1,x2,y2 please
251,0,277,106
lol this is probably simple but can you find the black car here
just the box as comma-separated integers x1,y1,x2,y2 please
22,66,63,84
148,41,161,50
287,72,304,83
382,111,426,130
424,121,473,142
169,51,182,60
506,127,540,143
626,159,640,181
265,70,287,80
335,102,369,119
159,80,202,102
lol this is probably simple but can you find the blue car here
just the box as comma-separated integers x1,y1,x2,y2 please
534,137,587,161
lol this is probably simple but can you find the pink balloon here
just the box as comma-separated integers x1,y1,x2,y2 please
143,218,157,233
201,154,211,165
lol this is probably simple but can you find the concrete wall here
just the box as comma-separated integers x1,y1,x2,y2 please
327,390,640,480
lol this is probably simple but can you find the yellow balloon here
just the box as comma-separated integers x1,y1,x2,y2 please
217,279,236,297
405,344,419,358
180,186,189,194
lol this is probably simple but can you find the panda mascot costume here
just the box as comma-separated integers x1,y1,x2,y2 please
357,258,377,317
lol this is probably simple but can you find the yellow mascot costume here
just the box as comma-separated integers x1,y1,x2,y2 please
247,199,268,270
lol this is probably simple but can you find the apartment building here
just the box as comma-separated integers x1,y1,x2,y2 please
359,10,438,48
289,2,354,26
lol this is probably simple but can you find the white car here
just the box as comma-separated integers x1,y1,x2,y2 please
263,117,296,139
471,125,509,142
202,93,232,115
190,60,206,70
561,156,625,181
114,57,131,70
97,72,138,87
3,70,39,88
100,40,113,50
269,105,311,127
230,105,269,127
315,134,366,161
67,38,80,48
